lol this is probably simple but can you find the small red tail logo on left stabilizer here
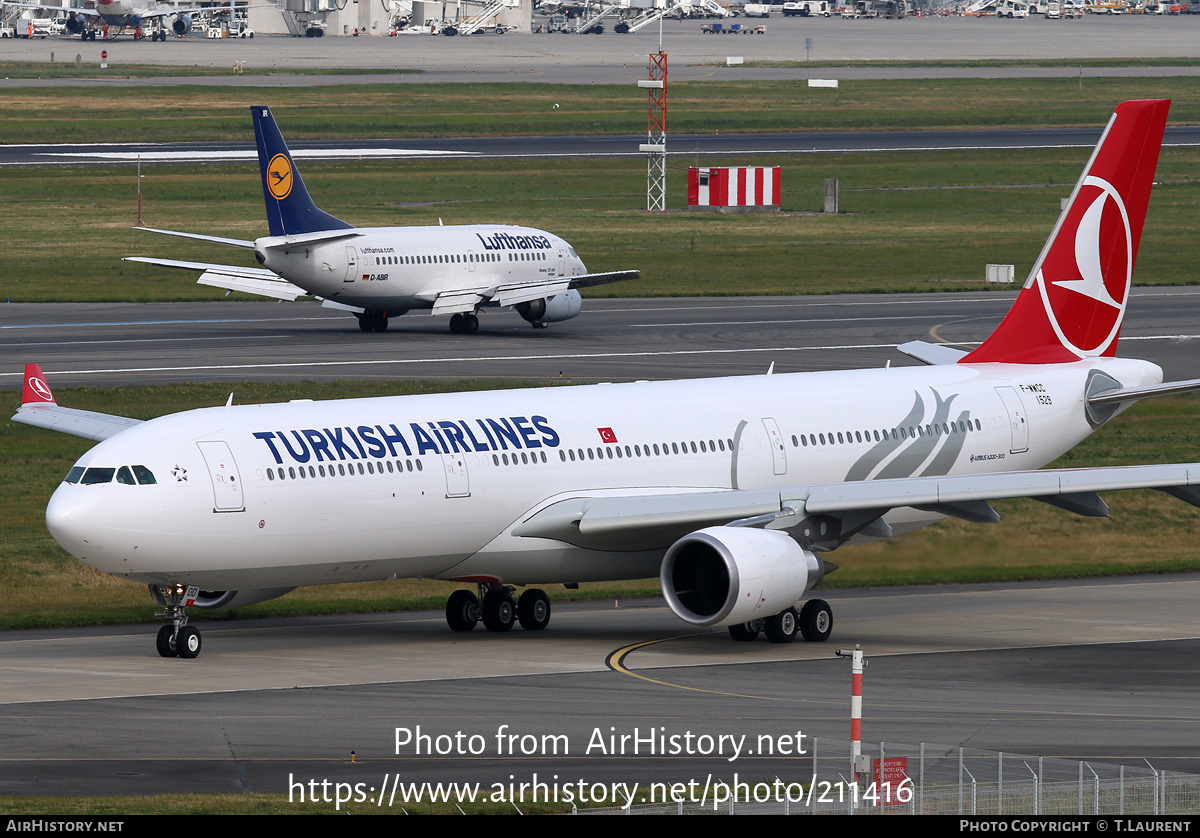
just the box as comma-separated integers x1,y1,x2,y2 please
963,99,1169,365
22,364,55,405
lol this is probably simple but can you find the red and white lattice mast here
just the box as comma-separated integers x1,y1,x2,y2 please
637,51,667,213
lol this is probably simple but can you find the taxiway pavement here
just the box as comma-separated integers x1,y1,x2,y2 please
2,576,1199,796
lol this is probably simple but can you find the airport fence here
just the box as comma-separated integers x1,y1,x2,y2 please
576,737,1200,815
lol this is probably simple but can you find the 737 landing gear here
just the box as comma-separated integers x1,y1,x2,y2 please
448,312,479,335
443,584,551,632
151,583,202,659
357,309,389,332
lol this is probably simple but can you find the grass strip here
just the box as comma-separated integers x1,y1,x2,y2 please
3,146,1197,303
1,77,1199,143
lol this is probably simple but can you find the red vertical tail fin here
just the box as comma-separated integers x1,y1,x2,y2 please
961,99,1169,365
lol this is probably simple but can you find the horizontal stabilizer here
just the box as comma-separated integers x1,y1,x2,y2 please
123,256,276,279
134,227,255,249
123,257,307,302
255,229,363,250
897,340,970,366
1087,377,1200,405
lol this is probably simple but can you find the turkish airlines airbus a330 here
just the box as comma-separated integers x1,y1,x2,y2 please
16,99,1200,659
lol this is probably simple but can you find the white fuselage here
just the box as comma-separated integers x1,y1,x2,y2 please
46,356,1161,591
255,225,587,313
92,0,167,26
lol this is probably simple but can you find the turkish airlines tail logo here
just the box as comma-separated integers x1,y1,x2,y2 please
963,100,1170,365
22,363,55,405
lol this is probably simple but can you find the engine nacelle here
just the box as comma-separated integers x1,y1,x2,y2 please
192,587,295,610
66,13,86,33
172,14,192,36
660,527,820,627
516,289,582,324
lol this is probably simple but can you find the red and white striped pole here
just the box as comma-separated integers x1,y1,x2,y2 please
836,644,867,811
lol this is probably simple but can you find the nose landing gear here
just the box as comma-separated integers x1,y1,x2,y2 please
151,583,202,659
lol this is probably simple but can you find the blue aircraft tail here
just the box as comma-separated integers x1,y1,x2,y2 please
251,106,354,237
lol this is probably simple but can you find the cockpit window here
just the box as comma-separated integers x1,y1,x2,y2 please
65,467,85,484
132,465,156,485
116,467,136,485
80,468,115,485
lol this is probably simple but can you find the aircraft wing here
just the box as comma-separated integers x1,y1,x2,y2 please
563,270,640,291
513,463,1200,552
0,2,96,15
123,257,308,302
430,270,640,315
11,365,141,442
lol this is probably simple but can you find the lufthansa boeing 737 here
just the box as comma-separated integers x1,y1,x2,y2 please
125,106,639,335
17,100,1200,659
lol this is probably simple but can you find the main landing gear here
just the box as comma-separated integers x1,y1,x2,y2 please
152,583,203,659
445,584,550,633
448,312,479,335
357,309,389,332
727,599,833,644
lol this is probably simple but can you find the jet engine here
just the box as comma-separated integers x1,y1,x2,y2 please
516,290,582,325
66,13,86,34
172,14,193,35
660,527,823,627
191,588,296,609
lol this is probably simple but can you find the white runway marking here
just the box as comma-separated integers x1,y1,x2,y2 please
38,148,478,161
0,344,904,378
3,334,1196,380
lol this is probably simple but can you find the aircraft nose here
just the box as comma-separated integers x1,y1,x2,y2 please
45,485,106,566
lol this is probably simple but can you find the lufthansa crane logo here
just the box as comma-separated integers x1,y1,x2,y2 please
266,154,293,200
1037,174,1132,358
28,376,53,402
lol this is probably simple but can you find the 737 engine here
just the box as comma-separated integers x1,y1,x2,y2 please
660,527,822,627
516,290,582,325
172,14,193,35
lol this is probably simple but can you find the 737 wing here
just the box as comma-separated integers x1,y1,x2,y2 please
427,270,640,315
